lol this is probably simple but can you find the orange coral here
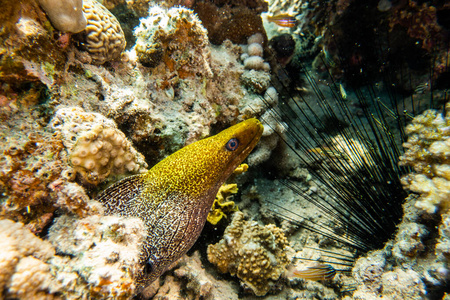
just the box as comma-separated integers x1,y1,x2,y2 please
389,1,443,51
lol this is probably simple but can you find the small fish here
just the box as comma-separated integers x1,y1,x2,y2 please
293,263,337,281
322,48,336,68
267,13,298,28
307,147,349,160
414,82,429,94
339,83,347,100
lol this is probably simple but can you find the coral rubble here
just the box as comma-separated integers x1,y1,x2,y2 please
144,251,239,300
207,211,291,296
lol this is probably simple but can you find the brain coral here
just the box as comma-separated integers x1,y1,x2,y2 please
207,211,290,296
50,107,147,185
399,102,450,214
76,0,126,64
133,6,211,78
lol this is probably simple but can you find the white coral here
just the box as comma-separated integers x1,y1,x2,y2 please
37,0,87,33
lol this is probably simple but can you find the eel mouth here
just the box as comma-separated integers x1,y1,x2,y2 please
228,118,264,170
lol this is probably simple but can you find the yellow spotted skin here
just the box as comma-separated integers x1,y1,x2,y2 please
96,118,263,290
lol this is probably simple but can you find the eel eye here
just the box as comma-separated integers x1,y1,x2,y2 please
226,138,239,151
144,261,153,274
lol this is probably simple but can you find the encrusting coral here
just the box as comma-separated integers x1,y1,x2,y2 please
50,106,147,185
207,164,248,225
0,125,67,234
207,211,291,296
207,184,239,225
399,102,450,214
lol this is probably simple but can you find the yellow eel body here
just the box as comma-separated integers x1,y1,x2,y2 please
96,118,263,290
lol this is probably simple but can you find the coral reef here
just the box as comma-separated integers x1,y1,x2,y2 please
75,0,127,64
37,0,87,33
50,106,147,185
352,249,427,299
350,183,450,298
389,1,444,52
247,103,286,167
0,214,146,299
55,32,268,165
48,179,103,217
48,214,145,298
399,103,450,214
134,6,211,77
0,216,145,299
207,211,291,296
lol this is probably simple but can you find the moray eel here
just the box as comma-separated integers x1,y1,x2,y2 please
96,118,263,290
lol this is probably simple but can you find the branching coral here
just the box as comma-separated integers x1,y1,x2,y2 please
399,103,450,214
207,211,290,296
